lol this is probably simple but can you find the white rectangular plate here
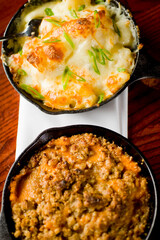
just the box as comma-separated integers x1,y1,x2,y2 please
16,89,128,159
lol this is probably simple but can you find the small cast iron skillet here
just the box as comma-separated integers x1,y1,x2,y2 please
0,125,158,240
2,0,160,115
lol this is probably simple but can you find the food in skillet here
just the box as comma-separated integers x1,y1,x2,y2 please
7,0,136,110
10,133,150,240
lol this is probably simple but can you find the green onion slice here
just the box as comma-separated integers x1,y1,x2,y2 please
112,19,121,37
62,66,86,89
95,0,105,4
91,47,113,65
20,84,45,100
43,39,61,43
101,49,113,61
94,10,100,28
62,66,69,79
98,49,106,64
69,71,86,82
78,5,85,11
69,9,79,19
17,69,27,76
44,8,54,16
62,66,69,90
45,18,62,27
92,47,105,65
63,31,75,49
88,50,100,75
98,93,104,104
102,49,112,56
117,67,126,72
18,48,23,57
63,72,70,90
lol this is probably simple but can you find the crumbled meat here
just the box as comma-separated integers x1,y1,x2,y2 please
10,133,150,240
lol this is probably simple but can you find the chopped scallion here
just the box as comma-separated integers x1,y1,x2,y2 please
62,66,86,89
91,47,113,65
88,50,100,75
17,69,27,76
20,84,45,100
43,39,61,43
45,18,62,27
95,0,105,4
102,49,112,56
62,66,70,90
63,73,70,90
62,66,69,79
69,9,79,19
101,49,113,61
44,8,54,16
69,71,86,82
94,10,100,28
117,67,126,72
98,93,104,104
63,31,75,49
18,48,23,57
78,5,85,11
92,47,105,65
112,19,121,37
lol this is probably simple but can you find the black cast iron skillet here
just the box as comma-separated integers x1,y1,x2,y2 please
2,0,160,115
0,125,158,240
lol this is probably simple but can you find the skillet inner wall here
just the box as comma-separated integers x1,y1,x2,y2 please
3,125,156,239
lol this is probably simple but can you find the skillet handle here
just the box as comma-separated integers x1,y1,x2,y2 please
131,48,160,83
0,212,12,239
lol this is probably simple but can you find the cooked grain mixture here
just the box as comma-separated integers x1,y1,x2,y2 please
10,133,150,240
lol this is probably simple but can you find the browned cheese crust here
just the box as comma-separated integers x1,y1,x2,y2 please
10,133,150,240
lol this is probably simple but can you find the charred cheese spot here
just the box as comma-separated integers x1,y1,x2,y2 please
27,47,45,72
41,10,107,40
27,52,40,65
40,16,94,40
43,44,64,61
26,42,65,72
27,52,40,68
64,17,93,38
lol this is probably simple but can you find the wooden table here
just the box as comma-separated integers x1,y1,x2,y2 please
0,0,160,237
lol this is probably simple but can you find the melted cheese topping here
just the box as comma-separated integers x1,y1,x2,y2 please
8,0,136,110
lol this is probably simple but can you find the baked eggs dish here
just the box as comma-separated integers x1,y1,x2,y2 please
7,0,136,110
10,133,150,240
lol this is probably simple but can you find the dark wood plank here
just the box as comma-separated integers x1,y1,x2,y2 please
0,0,24,208
128,82,160,186
0,1,159,236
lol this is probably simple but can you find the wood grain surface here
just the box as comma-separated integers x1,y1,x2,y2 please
0,0,160,237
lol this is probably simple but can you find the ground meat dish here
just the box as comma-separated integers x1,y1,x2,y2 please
10,133,150,240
